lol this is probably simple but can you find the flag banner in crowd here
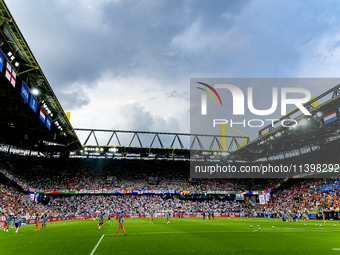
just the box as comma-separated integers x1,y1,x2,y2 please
323,110,337,124
107,176,117,181
258,193,266,204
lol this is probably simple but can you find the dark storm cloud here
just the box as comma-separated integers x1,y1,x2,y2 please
5,0,250,85
5,0,340,136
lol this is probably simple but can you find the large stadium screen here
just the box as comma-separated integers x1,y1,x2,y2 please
235,194,244,200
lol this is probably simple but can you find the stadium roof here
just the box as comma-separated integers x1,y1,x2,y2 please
0,0,81,152
232,84,340,161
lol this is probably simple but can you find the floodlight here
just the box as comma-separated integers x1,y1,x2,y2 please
32,88,39,95
299,119,308,126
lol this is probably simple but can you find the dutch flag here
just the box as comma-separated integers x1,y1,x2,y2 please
40,108,46,123
323,110,337,125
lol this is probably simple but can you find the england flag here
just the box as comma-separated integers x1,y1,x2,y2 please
5,62,16,87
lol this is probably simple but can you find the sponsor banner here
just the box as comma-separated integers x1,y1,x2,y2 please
30,189,274,196
46,116,51,130
0,51,4,72
27,219,36,224
0,221,5,228
220,214,239,217
30,95,37,113
21,82,29,103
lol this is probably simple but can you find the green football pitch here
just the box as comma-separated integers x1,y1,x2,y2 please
1,217,340,255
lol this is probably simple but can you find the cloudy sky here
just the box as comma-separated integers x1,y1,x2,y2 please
5,0,340,144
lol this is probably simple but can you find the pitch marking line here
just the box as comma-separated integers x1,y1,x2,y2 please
105,228,339,236
90,234,105,255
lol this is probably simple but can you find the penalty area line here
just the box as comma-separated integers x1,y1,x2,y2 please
90,234,105,255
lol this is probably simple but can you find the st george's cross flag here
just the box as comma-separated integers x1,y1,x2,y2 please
5,62,16,87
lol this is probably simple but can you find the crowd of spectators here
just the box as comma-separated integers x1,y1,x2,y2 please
1,152,339,218
0,183,59,218
0,154,281,193
1,177,339,218
256,178,340,215
48,195,248,216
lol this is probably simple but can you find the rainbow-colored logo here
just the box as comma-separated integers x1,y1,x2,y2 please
196,82,222,106
197,82,222,115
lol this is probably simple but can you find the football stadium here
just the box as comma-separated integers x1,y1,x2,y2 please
1,1,340,255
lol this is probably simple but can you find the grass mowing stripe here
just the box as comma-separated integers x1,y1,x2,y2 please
105,228,339,235
1,218,340,255
90,234,105,255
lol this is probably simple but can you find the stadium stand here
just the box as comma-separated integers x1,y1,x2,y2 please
1,151,339,219
0,0,339,227
0,153,281,193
